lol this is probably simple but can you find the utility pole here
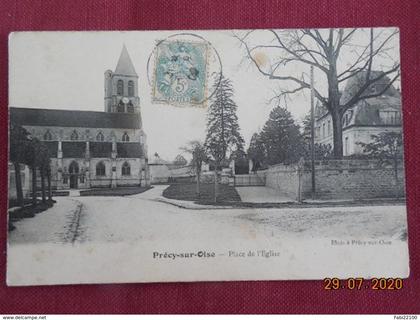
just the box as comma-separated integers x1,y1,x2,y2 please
310,65,316,199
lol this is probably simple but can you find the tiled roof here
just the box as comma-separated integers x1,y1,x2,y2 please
353,96,401,126
315,70,402,126
114,45,138,76
44,141,58,157
62,142,86,158
117,142,143,158
149,155,171,165
340,71,400,105
90,142,112,158
40,140,144,159
10,107,142,129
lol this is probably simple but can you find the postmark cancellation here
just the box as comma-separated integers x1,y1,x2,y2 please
152,40,209,107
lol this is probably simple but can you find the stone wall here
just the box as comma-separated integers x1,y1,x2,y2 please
302,160,405,200
149,164,171,184
170,165,194,178
259,159,405,200
258,164,301,200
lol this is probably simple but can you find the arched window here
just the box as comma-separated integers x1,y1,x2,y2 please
44,130,52,141
117,101,125,113
96,132,105,142
122,161,131,176
122,132,130,142
69,161,79,174
127,102,134,113
128,80,134,96
117,79,124,95
70,130,79,141
96,161,106,176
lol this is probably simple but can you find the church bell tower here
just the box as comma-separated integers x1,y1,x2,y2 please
104,45,140,113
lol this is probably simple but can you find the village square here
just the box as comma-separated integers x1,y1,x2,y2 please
7,29,407,280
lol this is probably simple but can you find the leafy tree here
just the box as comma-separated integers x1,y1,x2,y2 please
301,114,334,160
27,138,50,206
9,123,31,207
181,140,208,197
230,149,249,174
9,122,52,207
205,74,245,202
236,28,400,158
173,154,188,166
258,106,304,165
247,133,266,171
358,131,403,196
38,143,51,204
46,160,53,201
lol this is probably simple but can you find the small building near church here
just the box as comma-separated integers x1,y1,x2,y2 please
314,71,402,156
148,154,172,184
9,45,150,190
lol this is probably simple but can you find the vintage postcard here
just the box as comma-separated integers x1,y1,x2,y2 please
7,28,409,286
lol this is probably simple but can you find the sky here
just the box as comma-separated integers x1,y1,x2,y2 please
9,29,400,160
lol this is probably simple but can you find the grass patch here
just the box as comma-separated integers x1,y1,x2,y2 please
8,198,33,209
163,183,241,203
9,199,56,222
53,190,70,197
80,186,152,196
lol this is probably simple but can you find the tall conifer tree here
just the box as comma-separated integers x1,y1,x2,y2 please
205,74,244,202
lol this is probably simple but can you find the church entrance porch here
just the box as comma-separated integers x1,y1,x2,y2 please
69,175,78,189
69,161,79,189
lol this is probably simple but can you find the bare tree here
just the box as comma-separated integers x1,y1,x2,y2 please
235,28,400,158
181,140,208,197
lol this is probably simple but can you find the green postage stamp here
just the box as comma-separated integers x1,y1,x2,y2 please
152,40,209,106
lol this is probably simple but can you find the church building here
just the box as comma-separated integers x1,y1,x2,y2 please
10,45,150,190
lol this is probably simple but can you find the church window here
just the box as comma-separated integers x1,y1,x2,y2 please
368,84,378,95
122,161,131,176
96,161,106,176
44,130,52,141
117,80,124,95
322,123,326,138
327,120,331,136
128,80,134,96
96,132,105,142
380,111,400,125
117,101,125,113
70,130,79,141
127,102,134,113
122,132,130,142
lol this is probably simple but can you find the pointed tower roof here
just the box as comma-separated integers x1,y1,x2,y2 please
114,45,138,76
